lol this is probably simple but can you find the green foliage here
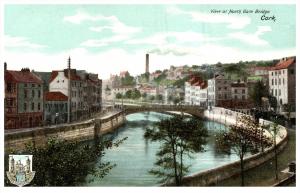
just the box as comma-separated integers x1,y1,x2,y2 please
153,72,167,85
268,95,277,111
125,90,132,98
116,93,123,99
216,115,272,186
121,72,135,86
144,115,208,186
156,94,163,102
131,89,141,99
5,137,127,186
249,81,268,107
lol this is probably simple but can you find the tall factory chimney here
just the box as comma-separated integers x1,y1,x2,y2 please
145,53,149,74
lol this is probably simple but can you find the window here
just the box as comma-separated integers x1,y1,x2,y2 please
275,89,277,96
235,89,237,94
272,72,273,76
283,78,285,85
279,89,281,96
32,84,35,87
272,79,274,85
275,71,277,75
62,80,64,83
57,80,60,83
38,90,41,98
271,89,274,95
32,90,35,98
24,103,27,111
38,103,41,111
242,95,245,100
242,89,245,94
235,96,238,99
24,90,28,98
24,84,27,87
275,79,277,85
224,87,227,90
290,69,294,74
31,102,34,111
283,70,285,74
7,83,15,93
279,79,281,85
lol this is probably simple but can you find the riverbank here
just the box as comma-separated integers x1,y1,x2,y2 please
181,107,289,186
5,110,125,151
216,128,295,186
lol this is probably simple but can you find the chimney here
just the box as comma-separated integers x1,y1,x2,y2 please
145,54,149,74
68,56,71,69
4,62,7,71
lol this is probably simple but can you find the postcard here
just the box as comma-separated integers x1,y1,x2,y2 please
1,0,297,191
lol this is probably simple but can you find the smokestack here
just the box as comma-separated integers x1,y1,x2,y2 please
145,54,149,74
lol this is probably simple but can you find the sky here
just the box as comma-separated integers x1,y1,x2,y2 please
3,4,296,79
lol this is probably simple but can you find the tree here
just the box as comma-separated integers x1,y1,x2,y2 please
5,137,127,186
268,95,278,112
121,72,135,86
216,115,272,186
249,81,268,107
149,95,155,102
144,115,208,186
125,90,132,99
156,94,163,103
266,120,281,181
115,93,123,99
131,89,141,99
142,92,147,99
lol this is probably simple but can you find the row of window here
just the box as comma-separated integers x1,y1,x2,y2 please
24,102,41,111
271,78,285,86
45,103,67,112
24,83,41,88
271,89,282,97
24,89,42,99
271,69,294,76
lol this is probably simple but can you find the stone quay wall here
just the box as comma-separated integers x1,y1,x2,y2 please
182,107,288,186
5,111,126,151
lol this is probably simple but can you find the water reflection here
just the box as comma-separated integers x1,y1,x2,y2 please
84,112,239,186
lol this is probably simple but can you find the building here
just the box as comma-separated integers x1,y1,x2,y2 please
268,57,296,110
5,66,44,129
112,86,135,97
185,76,208,107
231,82,248,100
139,85,157,96
164,86,184,104
49,58,102,122
207,74,232,107
44,91,68,124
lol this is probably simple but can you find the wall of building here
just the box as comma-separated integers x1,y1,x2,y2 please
5,111,125,151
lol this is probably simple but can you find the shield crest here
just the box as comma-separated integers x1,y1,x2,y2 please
6,155,35,187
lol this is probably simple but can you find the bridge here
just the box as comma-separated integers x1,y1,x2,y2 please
116,103,206,117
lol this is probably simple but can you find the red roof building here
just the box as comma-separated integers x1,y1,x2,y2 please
45,91,68,101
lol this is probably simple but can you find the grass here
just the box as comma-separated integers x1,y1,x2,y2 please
216,129,296,186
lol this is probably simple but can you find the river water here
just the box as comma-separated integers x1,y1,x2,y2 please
84,112,239,186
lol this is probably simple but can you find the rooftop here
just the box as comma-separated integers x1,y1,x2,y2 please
45,91,68,101
5,69,43,84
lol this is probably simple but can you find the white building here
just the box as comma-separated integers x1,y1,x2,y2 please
185,76,207,107
268,57,296,109
112,86,135,97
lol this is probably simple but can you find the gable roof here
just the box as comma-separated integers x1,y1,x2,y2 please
49,69,82,83
45,91,68,101
5,69,43,84
272,57,295,70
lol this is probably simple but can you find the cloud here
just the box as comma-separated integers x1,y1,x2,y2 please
167,6,251,29
126,31,221,46
64,11,141,34
80,34,128,47
228,26,272,46
64,10,141,48
4,35,46,49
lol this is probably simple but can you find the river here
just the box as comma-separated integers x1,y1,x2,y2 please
84,112,239,186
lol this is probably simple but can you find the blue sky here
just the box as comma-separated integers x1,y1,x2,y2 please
4,4,296,79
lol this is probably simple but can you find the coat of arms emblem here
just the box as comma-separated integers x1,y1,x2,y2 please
6,155,35,187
